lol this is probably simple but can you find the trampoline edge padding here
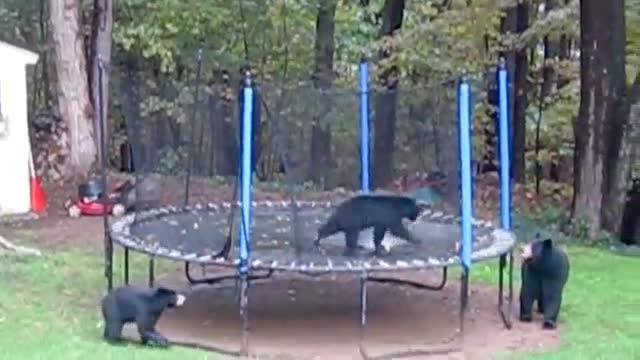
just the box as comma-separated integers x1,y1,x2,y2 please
108,201,516,273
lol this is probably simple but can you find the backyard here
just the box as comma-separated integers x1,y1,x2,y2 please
0,1,638,358
1,214,638,359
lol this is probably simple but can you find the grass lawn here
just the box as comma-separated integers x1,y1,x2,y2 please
0,244,638,359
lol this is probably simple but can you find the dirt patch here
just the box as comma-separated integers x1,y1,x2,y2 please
120,270,562,360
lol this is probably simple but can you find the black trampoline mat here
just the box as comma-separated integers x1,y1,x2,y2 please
111,202,514,272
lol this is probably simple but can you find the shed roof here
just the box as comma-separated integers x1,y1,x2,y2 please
0,41,39,65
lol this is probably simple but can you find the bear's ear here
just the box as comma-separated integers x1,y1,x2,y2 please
154,287,174,297
416,201,430,211
542,238,553,250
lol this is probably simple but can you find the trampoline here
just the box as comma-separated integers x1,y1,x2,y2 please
97,55,518,359
110,200,515,273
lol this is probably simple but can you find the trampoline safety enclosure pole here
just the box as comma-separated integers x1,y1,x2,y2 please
240,73,254,273
359,59,370,193
498,58,512,230
457,76,473,270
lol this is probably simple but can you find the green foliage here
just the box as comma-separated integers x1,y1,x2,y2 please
531,205,618,247
0,0,635,186
156,146,187,175
627,0,640,75
472,246,640,360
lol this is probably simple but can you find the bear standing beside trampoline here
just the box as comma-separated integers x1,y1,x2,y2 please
519,237,570,330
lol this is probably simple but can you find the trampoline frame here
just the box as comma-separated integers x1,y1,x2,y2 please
98,57,516,359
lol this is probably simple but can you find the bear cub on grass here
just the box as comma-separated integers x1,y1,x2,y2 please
519,237,570,330
101,285,186,347
314,194,423,257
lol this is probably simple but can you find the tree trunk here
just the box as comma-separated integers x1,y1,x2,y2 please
50,0,97,177
541,0,559,98
557,0,573,89
372,0,405,189
501,7,517,175
600,0,629,234
39,0,52,108
309,0,337,188
511,1,529,183
214,71,237,176
89,0,113,166
602,71,639,234
573,0,624,235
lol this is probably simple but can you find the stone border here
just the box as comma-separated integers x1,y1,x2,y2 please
109,201,516,274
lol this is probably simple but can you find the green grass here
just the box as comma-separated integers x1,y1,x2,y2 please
0,245,638,359
472,247,640,360
0,248,214,360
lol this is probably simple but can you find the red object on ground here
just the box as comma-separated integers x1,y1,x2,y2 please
28,144,47,213
30,176,47,213
74,199,116,216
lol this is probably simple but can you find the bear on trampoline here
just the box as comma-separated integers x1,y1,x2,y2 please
314,194,423,257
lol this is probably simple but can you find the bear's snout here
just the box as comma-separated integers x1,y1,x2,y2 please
175,294,186,307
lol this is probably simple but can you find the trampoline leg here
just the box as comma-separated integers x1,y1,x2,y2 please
507,250,514,324
359,271,463,359
148,257,155,288
358,274,369,359
239,273,250,357
105,233,114,292
360,275,368,328
460,268,469,334
498,251,513,329
124,248,130,285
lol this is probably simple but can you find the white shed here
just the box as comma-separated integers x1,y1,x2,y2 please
0,41,39,215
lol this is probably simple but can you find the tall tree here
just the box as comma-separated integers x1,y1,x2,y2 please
499,2,529,183
372,0,405,188
309,0,337,188
541,0,560,98
573,0,627,235
601,0,638,235
512,1,530,183
49,0,97,176
89,0,113,165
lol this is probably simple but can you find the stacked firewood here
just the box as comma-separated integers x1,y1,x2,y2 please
31,113,71,182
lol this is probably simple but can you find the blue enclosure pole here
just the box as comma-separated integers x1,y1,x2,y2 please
498,58,512,230
239,75,254,273
359,59,370,193
458,76,473,270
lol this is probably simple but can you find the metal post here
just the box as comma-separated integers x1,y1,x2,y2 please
239,70,254,356
457,74,473,332
124,248,129,285
498,57,513,329
498,58,512,230
148,257,155,288
359,58,370,193
239,71,253,276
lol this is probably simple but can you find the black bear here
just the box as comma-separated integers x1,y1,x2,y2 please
101,285,186,347
620,178,639,246
314,194,423,257
519,238,570,329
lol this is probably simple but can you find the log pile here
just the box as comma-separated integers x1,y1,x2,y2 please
31,113,71,182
